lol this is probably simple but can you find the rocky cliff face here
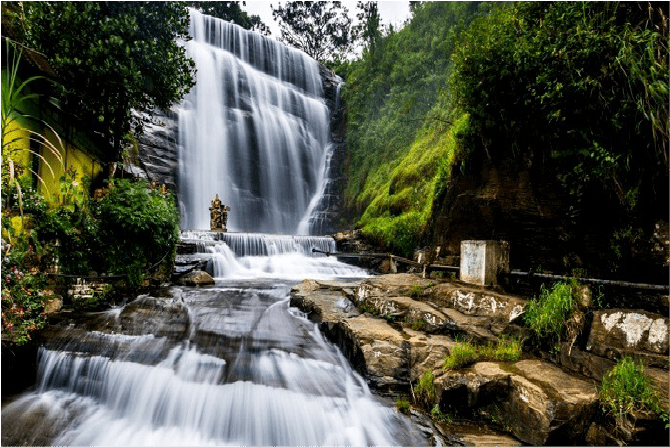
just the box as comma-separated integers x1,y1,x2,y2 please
302,64,348,235
129,109,180,191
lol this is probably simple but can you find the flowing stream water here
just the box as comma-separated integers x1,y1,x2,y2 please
2,10,428,446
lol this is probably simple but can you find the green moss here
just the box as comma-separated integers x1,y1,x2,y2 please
358,115,466,256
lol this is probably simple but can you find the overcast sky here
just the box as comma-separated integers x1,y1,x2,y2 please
242,1,412,38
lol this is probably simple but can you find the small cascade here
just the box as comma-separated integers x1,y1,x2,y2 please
178,230,366,280
1,288,424,446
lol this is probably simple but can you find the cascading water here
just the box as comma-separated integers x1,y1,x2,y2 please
1,10,428,446
179,9,331,234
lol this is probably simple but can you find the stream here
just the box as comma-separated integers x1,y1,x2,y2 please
1,234,427,445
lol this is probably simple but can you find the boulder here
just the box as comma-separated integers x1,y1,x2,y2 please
176,270,215,285
119,295,190,339
341,315,409,390
586,309,669,368
436,360,599,446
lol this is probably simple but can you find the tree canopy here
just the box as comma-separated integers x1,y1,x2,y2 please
21,1,196,163
272,1,352,62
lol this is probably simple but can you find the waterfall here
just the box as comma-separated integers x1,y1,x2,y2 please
178,9,332,234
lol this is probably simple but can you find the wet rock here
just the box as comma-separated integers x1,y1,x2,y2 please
354,293,450,333
586,309,669,367
176,270,215,285
290,279,361,325
341,315,409,390
404,328,454,381
436,360,599,446
119,295,190,339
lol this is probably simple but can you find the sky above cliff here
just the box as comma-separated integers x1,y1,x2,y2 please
242,1,412,39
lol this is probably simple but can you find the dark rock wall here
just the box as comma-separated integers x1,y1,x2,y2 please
131,109,180,191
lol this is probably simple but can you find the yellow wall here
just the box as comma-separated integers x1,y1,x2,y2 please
38,128,103,206
3,120,32,175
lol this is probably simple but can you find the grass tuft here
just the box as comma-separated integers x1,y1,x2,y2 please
599,357,668,424
444,336,523,369
523,281,578,343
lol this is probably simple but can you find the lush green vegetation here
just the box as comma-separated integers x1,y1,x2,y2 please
190,1,269,34
337,1,667,267
414,369,437,407
396,396,411,414
32,176,180,288
523,281,579,346
15,1,196,162
338,2,481,255
443,336,523,370
599,357,668,424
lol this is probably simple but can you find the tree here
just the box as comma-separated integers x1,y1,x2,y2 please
272,1,352,62
22,2,196,165
354,1,381,51
189,1,270,35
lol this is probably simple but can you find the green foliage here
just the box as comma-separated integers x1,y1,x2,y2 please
95,179,180,286
407,283,423,298
599,357,668,424
443,339,479,370
343,1,480,228
396,396,411,414
359,302,378,316
23,1,196,160
1,239,49,345
430,404,451,424
415,370,436,406
443,337,523,370
272,1,353,62
523,281,578,344
34,178,180,288
450,2,668,248
410,319,426,331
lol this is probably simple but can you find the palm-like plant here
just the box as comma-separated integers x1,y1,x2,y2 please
1,38,63,218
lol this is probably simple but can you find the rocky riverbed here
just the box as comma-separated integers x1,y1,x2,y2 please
290,273,670,446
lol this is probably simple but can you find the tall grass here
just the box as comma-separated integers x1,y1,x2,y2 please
599,357,668,423
523,281,577,342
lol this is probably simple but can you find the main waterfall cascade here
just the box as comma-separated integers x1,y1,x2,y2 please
1,10,428,446
179,8,334,234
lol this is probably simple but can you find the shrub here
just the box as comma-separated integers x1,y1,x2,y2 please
95,179,180,287
1,239,49,345
407,283,423,298
523,281,578,344
430,404,451,423
396,396,411,414
599,357,668,423
35,178,180,289
415,370,436,406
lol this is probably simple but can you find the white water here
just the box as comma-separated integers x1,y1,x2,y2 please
178,9,332,234
180,230,367,280
2,290,423,445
